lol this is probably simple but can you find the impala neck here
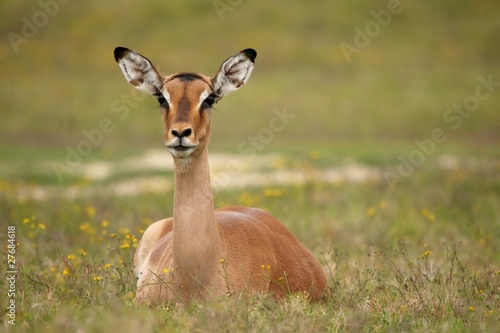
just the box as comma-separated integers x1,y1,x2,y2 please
172,148,223,287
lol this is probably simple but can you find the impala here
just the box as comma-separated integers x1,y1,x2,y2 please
114,46,329,303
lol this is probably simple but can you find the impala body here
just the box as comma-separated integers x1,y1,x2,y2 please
114,47,328,303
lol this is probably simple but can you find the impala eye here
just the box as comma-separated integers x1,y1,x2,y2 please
203,94,217,107
155,93,167,106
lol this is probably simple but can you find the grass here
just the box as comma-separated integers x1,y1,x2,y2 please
1,156,499,332
1,0,500,331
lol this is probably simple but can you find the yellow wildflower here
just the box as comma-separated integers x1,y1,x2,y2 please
119,228,130,235
263,188,284,198
80,249,87,257
86,205,96,217
308,150,320,160
93,276,103,282
101,220,109,228
38,223,46,230
367,207,376,217
67,254,76,261
421,209,436,221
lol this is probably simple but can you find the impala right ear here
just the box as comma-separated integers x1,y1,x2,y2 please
113,47,164,96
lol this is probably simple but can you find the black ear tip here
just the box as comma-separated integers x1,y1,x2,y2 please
114,47,130,62
242,48,257,62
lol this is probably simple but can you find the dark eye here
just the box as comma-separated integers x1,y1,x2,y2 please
155,93,167,106
203,94,217,107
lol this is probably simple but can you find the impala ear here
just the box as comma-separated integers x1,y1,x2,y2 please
113,47,164,96
212,48,256,99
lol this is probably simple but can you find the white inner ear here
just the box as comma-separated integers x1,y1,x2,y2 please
118,51,163,95
213,51,254,98
198,90,210,107
221,53,254,87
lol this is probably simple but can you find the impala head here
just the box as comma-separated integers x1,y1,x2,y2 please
114,47,256,159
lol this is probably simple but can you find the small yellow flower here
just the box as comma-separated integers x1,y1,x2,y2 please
469,306,475,312
38,223,46,230
63,268,71,276
421,209,436,221
80,249,87,257
67,254,76,261
423,250,431,257
50,267,56,273
120,241,130,249
103,263,112,270
93,276,102,282
22,217,30,224
139,229,144,234
261,265,265,269
86,205,96,217
79,222,96,235
367,207,376,217
110,233,117,238
379,201,386,209
219,258,225,264
162,268,170,274
484,310,494,318
308,150,321,160
119,228,130,235
101,220,109,228
263,188,284,198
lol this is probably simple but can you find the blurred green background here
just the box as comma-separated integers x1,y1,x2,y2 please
1,3,499,330
1,0,499,175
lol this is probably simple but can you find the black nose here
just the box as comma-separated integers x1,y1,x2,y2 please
171,127,192,138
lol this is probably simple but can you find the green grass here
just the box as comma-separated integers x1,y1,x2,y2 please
1,161,499,332
1,0,500,331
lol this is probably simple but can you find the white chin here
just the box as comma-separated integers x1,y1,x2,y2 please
169,147,195,159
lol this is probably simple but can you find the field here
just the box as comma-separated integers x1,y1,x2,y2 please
1,0,499,332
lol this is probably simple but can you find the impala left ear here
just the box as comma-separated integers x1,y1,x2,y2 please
212,48,256,100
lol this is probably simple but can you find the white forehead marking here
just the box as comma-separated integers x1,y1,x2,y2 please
198,90,210,107
163,90,172,105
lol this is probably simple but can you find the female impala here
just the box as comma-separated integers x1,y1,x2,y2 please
114,46,328,303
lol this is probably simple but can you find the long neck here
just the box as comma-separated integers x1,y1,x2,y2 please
171,148,223,286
